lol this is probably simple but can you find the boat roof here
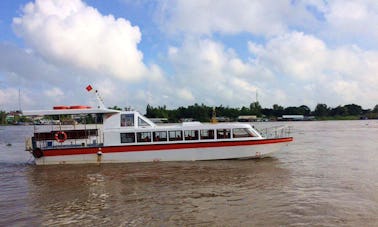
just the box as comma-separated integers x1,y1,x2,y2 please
23,108,120,116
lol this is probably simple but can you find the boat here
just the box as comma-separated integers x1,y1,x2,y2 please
23,88,293,165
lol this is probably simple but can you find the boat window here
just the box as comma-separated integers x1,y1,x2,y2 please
137,132,151,142
184,130,199,140
233,128,254,138
200,129,215,140
153,131,167,142
138,117,151,127
216,129,231,139
121,114,134,127
120,133,135,143
168,130,183,141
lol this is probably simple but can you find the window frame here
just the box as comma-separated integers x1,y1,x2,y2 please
168,130,183,141
184,130,199,140
232,128,254,138
138,117,151,127
153,131,168,142
120,132,136,143
216,129,231,139
137,132,152,143
120,114,134,127
200,129,215,140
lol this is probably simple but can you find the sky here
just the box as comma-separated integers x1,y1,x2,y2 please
0,0,378,112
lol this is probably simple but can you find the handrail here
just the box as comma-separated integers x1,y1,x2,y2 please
258,125,292,139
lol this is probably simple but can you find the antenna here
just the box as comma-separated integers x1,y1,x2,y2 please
18,88,22,111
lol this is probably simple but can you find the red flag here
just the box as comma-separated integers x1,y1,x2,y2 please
86,85,93,92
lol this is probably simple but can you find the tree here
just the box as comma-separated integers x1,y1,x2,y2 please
344,104,362,116
314,103,329,117
298,105,311,116
330,105,347,116
272,104,284,117
284,106,299,115
373,104,378,113
249,101,262,116
0,111,6,125
108,105,122,111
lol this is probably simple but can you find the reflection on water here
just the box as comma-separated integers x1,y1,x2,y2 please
1,121,378,226
24,159,289,226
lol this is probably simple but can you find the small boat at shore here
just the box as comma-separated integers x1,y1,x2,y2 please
23,89,293,165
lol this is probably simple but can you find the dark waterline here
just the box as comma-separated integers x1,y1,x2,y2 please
1,121,378,226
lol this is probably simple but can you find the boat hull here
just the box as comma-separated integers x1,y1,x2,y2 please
34,137,293,165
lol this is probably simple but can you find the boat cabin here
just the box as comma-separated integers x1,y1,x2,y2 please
24,107,264,151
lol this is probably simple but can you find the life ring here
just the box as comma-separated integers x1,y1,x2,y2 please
32,148,43,158
69,105,91,109
55,131,67,143
53,106,70,110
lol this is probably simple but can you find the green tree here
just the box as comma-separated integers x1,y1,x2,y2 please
0,111,7,125
284,106,299,115
373,105,378,113
249,101,262,116
314,103,330,117
108,105,122,111
330,105,347,116
298,105,311,116
272,104,284,117
344,104,362,116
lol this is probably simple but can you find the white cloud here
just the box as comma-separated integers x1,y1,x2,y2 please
246,32,378,108
0,87,34,110
324,0,378,39
158,0,317,36
13,0,147,81
2,0,378,112
165,38,265,106
248,32,327,81
43,87,65,103
44,87,64,97
177,88,195,101
0,88,19,109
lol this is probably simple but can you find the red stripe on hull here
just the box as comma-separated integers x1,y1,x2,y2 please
42,137,293,157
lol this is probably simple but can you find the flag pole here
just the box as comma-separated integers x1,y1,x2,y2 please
86,85,106,109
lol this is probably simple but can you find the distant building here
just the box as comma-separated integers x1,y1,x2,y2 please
215,116,230,122
6,111,21,124
150,118,168,123
238,115,258,122
180,118,194,122
280,115,304,121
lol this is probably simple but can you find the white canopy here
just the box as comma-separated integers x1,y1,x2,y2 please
22,108,120,116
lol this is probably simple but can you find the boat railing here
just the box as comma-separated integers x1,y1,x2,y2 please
257,125,292,139
33,124,102,132
29,124,104,150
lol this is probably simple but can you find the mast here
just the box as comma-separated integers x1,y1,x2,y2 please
86,85,106,109
18,88,22,112
211,106,218,123
94,89,106,109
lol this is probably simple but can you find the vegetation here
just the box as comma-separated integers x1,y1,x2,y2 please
145,102,378,122
0,111,6,125
1,103,377,125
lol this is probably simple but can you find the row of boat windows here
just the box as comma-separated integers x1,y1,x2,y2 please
120,128,254,143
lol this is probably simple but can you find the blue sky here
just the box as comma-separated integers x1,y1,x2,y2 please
0,0,378,112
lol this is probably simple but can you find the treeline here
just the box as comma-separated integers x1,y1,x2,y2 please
144,103,378,122
0,111,6,125
1,103,378,125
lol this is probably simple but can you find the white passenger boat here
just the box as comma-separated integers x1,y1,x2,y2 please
23,90,293,165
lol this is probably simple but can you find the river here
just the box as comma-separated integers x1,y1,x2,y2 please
0,120,378,226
